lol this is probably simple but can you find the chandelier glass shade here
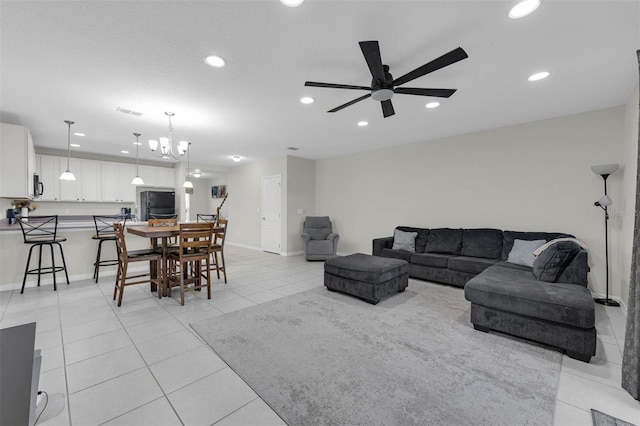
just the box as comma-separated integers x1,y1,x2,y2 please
131,132,144,185
59,120,76,181
149,112,189,160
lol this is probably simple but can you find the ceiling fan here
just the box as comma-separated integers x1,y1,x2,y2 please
305,41,468,118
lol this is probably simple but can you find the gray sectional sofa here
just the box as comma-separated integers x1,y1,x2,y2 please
372,227,596,362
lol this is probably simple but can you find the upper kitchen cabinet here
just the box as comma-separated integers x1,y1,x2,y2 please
37,154,61,201
0,123,36,199
138,165,175,188
58,158,101,201
156,167,175,188
101,161,136,202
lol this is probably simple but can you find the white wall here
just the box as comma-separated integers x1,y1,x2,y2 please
613,83,639,308
226,157,287,251
316,106,625,298
286,156,316,254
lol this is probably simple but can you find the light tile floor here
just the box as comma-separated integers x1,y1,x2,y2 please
0,245,638,425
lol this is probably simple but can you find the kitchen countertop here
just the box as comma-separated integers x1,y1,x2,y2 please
0,216,142,232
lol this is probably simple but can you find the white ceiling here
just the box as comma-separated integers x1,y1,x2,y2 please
1,0,638,170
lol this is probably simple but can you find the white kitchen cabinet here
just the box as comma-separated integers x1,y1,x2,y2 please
117,163,136,202
138,165,157,187
101,161,136,202
0,123,36,199
59,157,81,201
156,166,175,188
37,154,61,201
58,158,101,202
81,159,101,201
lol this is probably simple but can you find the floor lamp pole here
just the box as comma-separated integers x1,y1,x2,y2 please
594,174,620,307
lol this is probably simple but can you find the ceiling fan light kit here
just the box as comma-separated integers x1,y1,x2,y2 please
305,40,468,118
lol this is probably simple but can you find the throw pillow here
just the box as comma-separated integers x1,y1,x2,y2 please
506,239,546,268
392,229,418,252
424,228,463,255
533,241,582,282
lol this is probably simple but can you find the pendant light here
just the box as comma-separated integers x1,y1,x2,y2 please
183,142,193,188
59,120,76,181
131,132,144,185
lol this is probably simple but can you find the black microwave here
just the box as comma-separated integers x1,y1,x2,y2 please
33,174,43,198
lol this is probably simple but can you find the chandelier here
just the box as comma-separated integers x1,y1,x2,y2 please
148,112,189,160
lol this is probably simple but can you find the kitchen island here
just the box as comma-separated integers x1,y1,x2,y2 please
0,216,149,292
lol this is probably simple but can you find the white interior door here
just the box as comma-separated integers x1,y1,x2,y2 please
261,175,281,254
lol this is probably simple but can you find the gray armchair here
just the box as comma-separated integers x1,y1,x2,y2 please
302,216,339,261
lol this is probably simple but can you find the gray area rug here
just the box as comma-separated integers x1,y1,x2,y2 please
591,409,637,426
191,282,562,426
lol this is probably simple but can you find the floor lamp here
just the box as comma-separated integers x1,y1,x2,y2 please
591,163,620,307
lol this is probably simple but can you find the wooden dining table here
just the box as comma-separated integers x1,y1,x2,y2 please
127,223,222,297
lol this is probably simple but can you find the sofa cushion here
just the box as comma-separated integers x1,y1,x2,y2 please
501,231,572,260
307,240,335,256
461,228,503,259
396,226,429,253
464,265,595,329
425,228,463,255
392,229,418,252
507,239,546,267
325,253,408,284
533,241,582,282
410,253,450,269
379,248,413,262
448,256,498,275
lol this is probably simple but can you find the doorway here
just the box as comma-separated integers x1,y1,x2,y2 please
261,175,281,253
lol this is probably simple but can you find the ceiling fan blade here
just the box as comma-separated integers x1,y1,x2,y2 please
381,99,395,118
305,81,371,91
359,41,385,83
328,93,372,113
393,47,468,87
394,87,457,97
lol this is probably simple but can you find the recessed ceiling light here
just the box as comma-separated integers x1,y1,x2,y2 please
300,97,314,104
357,121,368,127
528,71,550,81
426,102,440,109
73,132,85,137
280,0,304,6
204,55,226,68
121,150,129,154
70,143,80,148
133,142,142,146
192,172,202,178
232,155,242,162
509,0,540,19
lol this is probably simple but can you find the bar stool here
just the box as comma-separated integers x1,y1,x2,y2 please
92,215,127,283
18,215,69,293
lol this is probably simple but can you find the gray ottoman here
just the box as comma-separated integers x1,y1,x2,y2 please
324,253,409,304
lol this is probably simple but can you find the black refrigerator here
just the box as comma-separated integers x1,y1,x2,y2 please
140,191,176,221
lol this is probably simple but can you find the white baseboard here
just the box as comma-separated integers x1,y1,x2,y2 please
225,241,262,252
283,251,303,257
590,291,628,317
1,266,148,293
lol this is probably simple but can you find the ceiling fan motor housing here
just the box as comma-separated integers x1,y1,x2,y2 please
371,65,395,101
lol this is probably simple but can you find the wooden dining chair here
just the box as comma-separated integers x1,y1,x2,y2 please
211,219,228,283
196,213,217,224
113,223,162,306
167,222,214,305
148,217,178,249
